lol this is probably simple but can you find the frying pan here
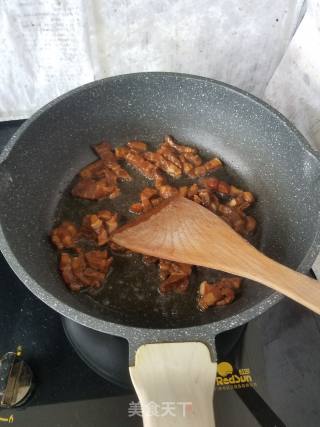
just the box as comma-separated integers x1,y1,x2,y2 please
0,73,319,426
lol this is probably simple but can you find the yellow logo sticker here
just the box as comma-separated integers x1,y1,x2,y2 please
216,361,257,391
217,361,233,377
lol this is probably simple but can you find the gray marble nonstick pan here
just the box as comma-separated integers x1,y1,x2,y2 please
0,73,319,426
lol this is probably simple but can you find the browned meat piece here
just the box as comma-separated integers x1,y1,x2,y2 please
77,157,123,200
202,178,253,209
217,277,242,290
163,135,197,153
60,253,81,291
140,187,159,210
216,179,231,194
157,156,182,178
127,141,147,151
245,216,257,233
197,188,211,207
157,145,182,168
130,181,182,218
199,177,220,191
108,187,120,199
60,250,112,291
193,165,206,177
194,158,222,176
93,142,132,181
183,180,255,236
160,274,188,293
182,152,202,167
129,186,163,213
108,163,132,182
227,191,255,210
173,277,190,293
70,253,90,285
82,214,107,245
209,194,220,213
129,202,144,214
177,263,192,276
187,183,199,198
128,135,201,180
198,277,242,310
217,204,234,216
102,211,119,233
159,260,188,276
89,210,118,232
102,168,119,185
158,260,192,294
218,204,256,235
104,168,118,185
81,211,118,245
159,259,172,280
198,284,234,310
204,158,223,172
93,141,113,160
73,252,107,287
179,155,195,176
80,269,106,285
115,146,130,159
72,178,118,200
100,210,117,235
199,177,241,196
154,169,167,189
163,152,182,169
79,160,108,179
144,151,182,178
242,191,255,203
159,137,199,177
51,222,78,250
125,150,157,180
85,250,113,272
79,160,119,188
158,185,179,199
143,151,158,163
218,204,245,232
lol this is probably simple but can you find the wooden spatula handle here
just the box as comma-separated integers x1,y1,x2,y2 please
246,254,320,315
130,342,217,427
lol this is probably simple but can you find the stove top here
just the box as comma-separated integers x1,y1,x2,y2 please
1,120,319,427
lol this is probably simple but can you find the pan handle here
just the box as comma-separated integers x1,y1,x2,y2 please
129,342,217,427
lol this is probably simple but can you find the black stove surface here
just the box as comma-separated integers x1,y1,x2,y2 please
1,120,319,427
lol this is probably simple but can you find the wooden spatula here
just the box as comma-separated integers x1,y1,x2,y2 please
112,196,320,315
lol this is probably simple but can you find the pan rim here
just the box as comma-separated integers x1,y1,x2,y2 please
0,72,319,344
1,72,319,164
